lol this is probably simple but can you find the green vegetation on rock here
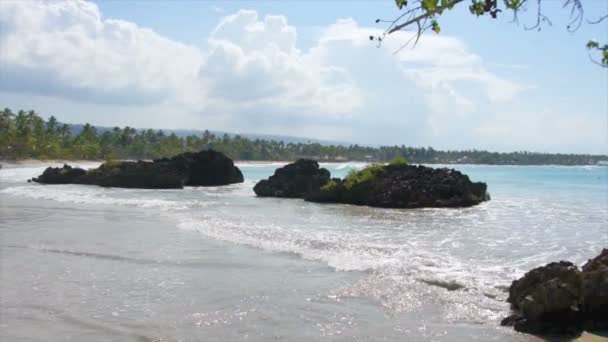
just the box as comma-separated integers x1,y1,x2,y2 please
343,163,384,189
320,179,338,191
389,155,408,165
101,160,122,169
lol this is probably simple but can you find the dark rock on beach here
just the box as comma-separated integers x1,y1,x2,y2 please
254,160,488,208
32,150,243,189
31,164,87,184
501,249,608,336
580,249,608,331
305,164,489,208
154,150,244,186
581,269,608,331
582,248,608,272
253,159,330,198
503,261,583,335
74,160,188,189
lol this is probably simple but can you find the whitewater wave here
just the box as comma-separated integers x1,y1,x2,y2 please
176,215,396,272
184,180,257,197
323,162,369,171
173,211,517,293
0,163,100,184
0,185,209,210
235,162,287,168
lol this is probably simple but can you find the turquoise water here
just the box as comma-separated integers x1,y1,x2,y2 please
1,162,606,341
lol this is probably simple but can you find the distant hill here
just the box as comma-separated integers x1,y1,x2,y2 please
65,123,349,146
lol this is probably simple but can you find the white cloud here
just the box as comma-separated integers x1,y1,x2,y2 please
201,10,363,118
0,3,363,119
474,109,608,152
0,0,205,106
210,10,298,54
301,18,527,144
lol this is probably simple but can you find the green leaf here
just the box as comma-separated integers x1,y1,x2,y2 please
505,0,520,10
431,20,441,33
395,0,407,9
469,0,485,16
586,40,600,49
422,0,439,11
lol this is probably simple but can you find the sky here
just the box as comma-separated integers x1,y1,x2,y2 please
0,0,607,153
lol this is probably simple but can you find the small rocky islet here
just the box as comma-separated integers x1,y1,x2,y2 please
33,154,490,208
253,158,489,208
30,152,607,337
31,150,243,189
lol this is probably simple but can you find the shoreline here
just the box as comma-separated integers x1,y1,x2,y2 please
0,159,104,168
0,159,608,168
1,159,605,167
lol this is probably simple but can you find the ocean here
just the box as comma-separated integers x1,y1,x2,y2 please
1,162,606,341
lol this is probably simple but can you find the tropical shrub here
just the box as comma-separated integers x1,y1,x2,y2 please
343,163,384,189
320,179,338,191
389,155,408,165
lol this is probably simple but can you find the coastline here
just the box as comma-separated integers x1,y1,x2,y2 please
0,159,104,166
0,159,291,165
1,159,605,167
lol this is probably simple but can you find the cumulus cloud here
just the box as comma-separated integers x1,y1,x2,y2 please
0,2,363,118
0,0,204,106
200,10,363,117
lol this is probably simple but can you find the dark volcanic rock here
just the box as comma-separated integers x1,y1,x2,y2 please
255,161,488,208
253,159,330,198
31,164,86,184
155,150,243,186
580,270,608,330
582,248,608,272
507,261,581,308
32,150,243,189
75,160,187,189
502,249,608,336
505,261,583,334
306,164,488,208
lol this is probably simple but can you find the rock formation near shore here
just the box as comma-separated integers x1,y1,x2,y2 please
253,160,489,208
253,159,330,198
31,150,243,189
501,248,608,336
306,163,488,208
31,164,87,184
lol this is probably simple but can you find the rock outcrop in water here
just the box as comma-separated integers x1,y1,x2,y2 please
254,160,489,208
253,159,330,198
32,150,243,189
501,249,608,336
306,164,488,208
31,164,87,184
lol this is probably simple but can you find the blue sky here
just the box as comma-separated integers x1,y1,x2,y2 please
0,0,606,153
